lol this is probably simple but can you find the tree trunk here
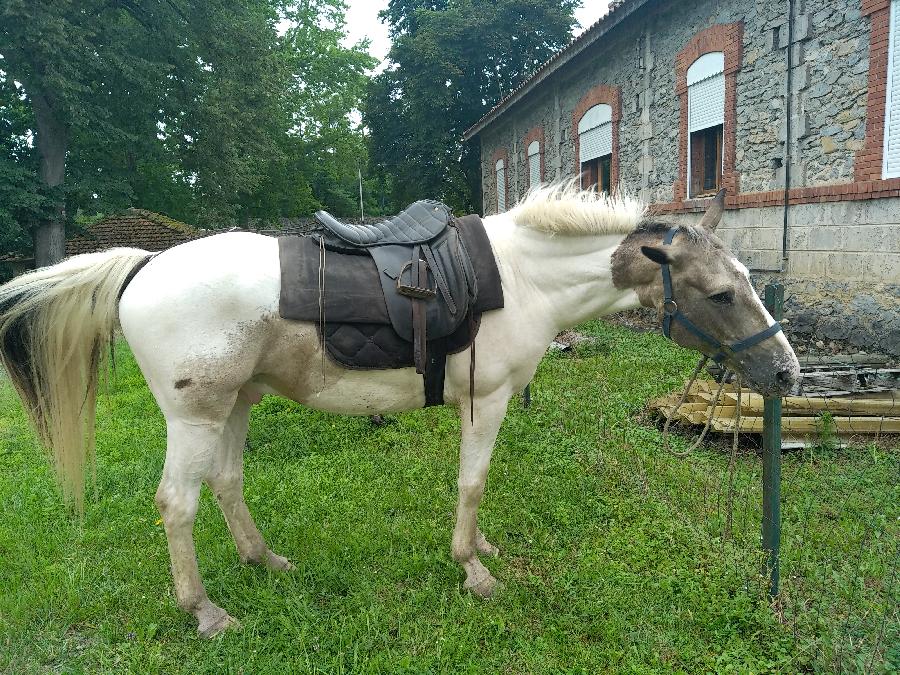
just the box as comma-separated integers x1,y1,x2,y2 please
31,91,69,267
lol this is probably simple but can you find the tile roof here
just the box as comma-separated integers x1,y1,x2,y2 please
65,209,202,255
462,0,649,141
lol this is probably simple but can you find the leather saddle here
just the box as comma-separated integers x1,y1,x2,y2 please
316,200,474,375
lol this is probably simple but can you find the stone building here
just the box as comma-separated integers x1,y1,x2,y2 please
464,0,900,356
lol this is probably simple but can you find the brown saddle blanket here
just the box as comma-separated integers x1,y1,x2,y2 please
278,214,503,381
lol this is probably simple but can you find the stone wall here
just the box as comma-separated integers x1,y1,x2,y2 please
476,0,900,356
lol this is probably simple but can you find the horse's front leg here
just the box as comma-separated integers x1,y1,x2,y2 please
451,389,509,598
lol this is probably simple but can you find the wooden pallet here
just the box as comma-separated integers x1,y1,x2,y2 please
649,381,900,436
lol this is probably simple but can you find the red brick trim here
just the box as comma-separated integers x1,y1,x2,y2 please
522,125,546,190
651,178,900,214
571,85,621,189
490,146,510,212
674,22,743,202
856,2,892,180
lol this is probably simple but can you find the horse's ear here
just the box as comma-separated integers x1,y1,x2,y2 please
640,246,671,266
697,188,726,231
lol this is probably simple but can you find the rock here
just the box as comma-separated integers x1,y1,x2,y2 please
815,340,825,349
820,136,838,154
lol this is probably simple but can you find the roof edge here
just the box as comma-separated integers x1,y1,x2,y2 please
463,0,650,141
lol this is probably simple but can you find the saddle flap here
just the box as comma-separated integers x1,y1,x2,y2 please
369,228,471,342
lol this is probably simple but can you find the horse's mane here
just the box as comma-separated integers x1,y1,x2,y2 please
509,182,647,236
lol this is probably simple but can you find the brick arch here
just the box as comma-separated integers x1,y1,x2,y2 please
490,146,510,213
522,125,546,190
572,85,622,189
674,22,744,203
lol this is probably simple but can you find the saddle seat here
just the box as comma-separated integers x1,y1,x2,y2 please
315,200,451,248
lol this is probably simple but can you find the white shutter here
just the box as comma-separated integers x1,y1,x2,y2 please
579,122,613,163
688,73,725,132
527,140,541,186
884,0,900,177
578,104,613,164
528,153,541,187
687,52,725,132
495,159,506,212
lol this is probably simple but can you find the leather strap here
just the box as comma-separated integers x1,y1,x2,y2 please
421,242,457,314
411,246,428,374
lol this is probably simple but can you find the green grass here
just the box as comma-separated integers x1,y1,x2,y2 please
0,321,896,673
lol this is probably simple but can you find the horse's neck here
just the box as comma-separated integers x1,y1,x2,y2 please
487,217,641,333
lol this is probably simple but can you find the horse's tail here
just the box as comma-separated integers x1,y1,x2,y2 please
0,248,152,509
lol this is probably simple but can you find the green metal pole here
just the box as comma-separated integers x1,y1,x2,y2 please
762,283,784,600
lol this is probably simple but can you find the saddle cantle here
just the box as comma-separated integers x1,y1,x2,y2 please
315,200,451,247
278,204,504,407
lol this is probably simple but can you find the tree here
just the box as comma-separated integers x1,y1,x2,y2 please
365,0,578,213
0,1,307,262
1,0,378,261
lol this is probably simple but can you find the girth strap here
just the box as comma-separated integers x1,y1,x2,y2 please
659,226,782,364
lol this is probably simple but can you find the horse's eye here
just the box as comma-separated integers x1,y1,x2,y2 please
709,291,734,306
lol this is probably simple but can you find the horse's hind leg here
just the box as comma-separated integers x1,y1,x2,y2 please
155,418,238,638
206,394,293,571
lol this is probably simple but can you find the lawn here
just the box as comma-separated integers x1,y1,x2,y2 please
0,321,896,673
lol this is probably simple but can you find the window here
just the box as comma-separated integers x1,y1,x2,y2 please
495,158,506,212
581,155,612,193
885,0,900,177
687,52,725,197
527,140,542,188
578,104,613,192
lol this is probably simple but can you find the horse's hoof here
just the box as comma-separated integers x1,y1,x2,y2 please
197,608,240,638
464,574,500,599
265,550,295,571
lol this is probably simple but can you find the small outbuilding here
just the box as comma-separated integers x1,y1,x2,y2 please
65,209,201,255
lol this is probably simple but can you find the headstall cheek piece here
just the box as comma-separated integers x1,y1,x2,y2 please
659,226,783,365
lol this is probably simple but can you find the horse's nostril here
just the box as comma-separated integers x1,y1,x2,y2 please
776,370,794,385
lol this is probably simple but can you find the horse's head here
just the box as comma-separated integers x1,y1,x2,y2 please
612,190,799,397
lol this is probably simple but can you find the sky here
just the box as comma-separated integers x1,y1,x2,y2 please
343,1,613,68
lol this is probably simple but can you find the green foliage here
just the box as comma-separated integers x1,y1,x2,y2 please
816,410,839,450
0,322,895,671
366,0,579,212
0,0,377,256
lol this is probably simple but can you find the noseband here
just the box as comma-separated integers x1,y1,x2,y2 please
659,226,783,364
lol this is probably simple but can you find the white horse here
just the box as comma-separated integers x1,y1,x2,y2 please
0,186,798,636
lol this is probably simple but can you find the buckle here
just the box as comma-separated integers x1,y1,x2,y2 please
663,299,678,316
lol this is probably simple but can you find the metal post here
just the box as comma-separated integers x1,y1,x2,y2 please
762,283,784,599
523,384,532,409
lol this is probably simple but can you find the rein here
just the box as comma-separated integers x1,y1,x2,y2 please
658,226,783,364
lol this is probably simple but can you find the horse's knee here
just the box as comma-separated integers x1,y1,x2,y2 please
155,482,199,526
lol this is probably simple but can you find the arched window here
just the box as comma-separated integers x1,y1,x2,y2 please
687,52,725,197
495,158,506,212
527,140,541,188
578,103,613,192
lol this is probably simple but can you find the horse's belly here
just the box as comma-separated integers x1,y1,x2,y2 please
259,319,429,414
292,368,427,414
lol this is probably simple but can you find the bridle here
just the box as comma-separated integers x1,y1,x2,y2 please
658,226,783,364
